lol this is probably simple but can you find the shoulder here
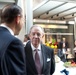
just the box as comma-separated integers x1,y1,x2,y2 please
24,41,32,51
7,37,24,54
10,37,23,47
42,44,54,53
4,33,24,48
25,41,31,46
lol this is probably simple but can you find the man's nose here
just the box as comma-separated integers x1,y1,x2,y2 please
34,34,38,38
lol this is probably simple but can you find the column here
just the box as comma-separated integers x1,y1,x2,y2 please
25,0,33,34
74,17,76,40
17,0,25,42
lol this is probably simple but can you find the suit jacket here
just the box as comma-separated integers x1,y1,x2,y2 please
57,49,66,62
61,41,69,50
0,27,26,75
57,41,69,62
24,41,55,75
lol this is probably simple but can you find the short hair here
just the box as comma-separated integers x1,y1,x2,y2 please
24,34,30,40
29,25,44,34
1,4,22,23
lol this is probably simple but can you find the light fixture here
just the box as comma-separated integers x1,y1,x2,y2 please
60,17,63,20
64,18,65,19
60,17,65,20
38,16,40,18
51,16,53,18
61,17,65,20
57,14,59,16
72,13,74,16
46,12,49,14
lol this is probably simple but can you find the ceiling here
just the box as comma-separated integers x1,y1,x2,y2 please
33,0,76,21
0,0,17,9
0,0,17,16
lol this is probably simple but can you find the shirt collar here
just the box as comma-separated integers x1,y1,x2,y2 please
0,24,14,35
31,43,41,51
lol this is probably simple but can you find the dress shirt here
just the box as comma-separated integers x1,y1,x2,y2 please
0,24,14,35
31,43,43,67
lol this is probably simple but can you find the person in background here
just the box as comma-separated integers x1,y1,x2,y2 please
73,40,76,62
57,37,69,62
23,34,30,46
61,38,69,50
0,4,26,75
24,25,55,75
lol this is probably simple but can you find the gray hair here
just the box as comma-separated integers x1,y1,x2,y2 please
29,25,44,34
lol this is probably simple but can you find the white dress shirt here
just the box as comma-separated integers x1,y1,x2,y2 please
0,24,14,35
31,43,43,67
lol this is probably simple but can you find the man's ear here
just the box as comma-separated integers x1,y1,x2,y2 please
15,15,21,24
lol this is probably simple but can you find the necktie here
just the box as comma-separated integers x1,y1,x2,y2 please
35,49,41,74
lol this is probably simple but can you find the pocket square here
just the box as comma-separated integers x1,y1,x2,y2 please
47,58,51,62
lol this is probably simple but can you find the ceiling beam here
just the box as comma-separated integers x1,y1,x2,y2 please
0,0,15,3
50,0,76,2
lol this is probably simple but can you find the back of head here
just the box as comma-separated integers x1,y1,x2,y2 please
1,4,22,24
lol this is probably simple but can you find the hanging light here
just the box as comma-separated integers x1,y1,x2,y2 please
60,17,65,20
46,12,49,14
51,16,53,18
57,14,59,16
38,16,40,18
72,13,74,16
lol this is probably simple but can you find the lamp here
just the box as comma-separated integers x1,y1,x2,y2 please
72,13,74,16
57,14,59,16
38,16,40,18
51,16,53,18
60,17,64,20
63,17,65,19
46,12,49,14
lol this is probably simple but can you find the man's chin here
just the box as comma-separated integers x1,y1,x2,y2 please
33,43,39,47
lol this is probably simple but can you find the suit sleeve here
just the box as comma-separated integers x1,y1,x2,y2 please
50,49,55,75
1,38,26,75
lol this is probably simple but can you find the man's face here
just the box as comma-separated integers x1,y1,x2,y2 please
29,26,44,47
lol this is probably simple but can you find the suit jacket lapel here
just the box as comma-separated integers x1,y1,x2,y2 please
41,44,47,73
25,42,38,73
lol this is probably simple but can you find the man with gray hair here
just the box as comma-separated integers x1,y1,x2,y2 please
24,25,55,75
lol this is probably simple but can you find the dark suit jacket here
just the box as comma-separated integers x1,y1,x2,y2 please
0,27,26,75
57,49,66,62
57,41,69,49
24,41,55,75
57,41,69,62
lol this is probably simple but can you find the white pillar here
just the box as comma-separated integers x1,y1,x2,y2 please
25,0,33,34
74,17,76,40
17,0,25,42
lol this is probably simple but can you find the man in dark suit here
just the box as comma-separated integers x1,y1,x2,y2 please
0,4,26,75
57,38,69,62
24,25,55,75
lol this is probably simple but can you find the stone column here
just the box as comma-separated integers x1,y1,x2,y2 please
17,0,25,42
74,17,76,40
25,0,33,34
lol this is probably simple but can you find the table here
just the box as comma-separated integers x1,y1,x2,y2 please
53,61,76,75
